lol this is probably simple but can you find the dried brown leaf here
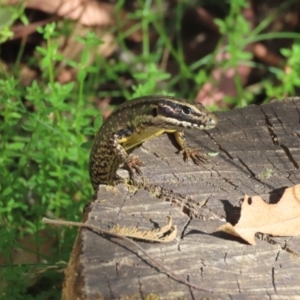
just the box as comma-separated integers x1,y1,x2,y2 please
215,184,300,245
9,0,113,26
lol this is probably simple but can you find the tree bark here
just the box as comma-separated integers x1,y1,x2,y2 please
63,97,300,299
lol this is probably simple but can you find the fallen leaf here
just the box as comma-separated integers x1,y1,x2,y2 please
9,0,114,27
215,184,300,245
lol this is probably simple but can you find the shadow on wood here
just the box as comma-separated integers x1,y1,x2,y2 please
63,97,300,299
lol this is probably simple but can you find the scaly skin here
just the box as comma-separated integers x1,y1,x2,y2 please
89,95,218,190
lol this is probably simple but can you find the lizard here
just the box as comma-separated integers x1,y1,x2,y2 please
89,95,218,191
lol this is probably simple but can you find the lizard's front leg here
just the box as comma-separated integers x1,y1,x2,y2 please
174,130,207,165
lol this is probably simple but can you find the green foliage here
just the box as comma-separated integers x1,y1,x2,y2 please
264,41,300,98
0,3,28,43
0,21,96,299
1,0,300,298
132,63,172,98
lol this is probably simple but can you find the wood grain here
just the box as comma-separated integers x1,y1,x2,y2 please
63,97,300,299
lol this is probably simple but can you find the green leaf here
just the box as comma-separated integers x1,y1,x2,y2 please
0,7,14,28
3,186,13,196
77,69,87,82
8,142,25,150
94,115,103,130
81,141,93,149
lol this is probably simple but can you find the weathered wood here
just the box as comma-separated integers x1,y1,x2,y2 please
63,97,300,299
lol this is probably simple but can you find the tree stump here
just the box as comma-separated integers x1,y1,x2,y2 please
63,97,300,299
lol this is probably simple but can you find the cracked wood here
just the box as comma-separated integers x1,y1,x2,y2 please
63,97,300,300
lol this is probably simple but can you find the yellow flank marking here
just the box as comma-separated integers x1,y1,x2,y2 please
118,128,177,150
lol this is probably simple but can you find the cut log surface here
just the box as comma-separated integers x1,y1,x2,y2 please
63,98,300,300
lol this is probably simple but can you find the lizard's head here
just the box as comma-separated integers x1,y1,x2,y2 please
153,97,218,130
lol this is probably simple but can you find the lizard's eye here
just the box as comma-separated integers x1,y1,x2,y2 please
182,106,192,114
